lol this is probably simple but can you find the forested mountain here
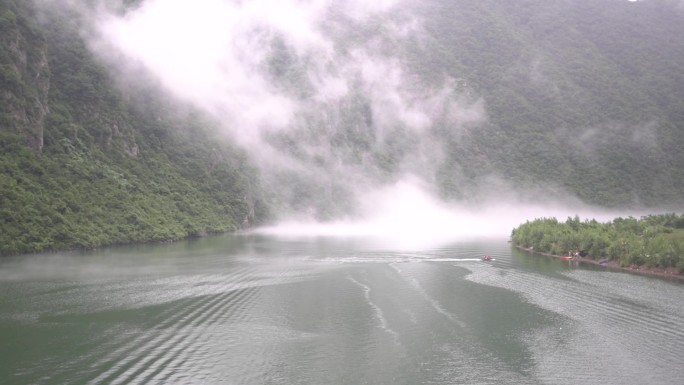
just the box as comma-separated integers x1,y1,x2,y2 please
414,0,684,205
0,0,267,255
1,0,683,256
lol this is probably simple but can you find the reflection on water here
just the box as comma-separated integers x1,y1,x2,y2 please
0,234,683,384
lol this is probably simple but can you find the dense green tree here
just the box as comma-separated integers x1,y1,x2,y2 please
511,214,684,273
0,0,268,256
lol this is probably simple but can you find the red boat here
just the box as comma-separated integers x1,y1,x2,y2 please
482,255,492,261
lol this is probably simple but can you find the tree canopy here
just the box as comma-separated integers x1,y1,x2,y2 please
511,214,684,272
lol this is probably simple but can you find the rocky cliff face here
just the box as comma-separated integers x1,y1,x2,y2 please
0,0,50,152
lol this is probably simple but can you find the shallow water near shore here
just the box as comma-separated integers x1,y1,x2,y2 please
1,234,683,384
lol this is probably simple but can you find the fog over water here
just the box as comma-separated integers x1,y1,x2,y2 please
49,0,650,241
252,178,631,248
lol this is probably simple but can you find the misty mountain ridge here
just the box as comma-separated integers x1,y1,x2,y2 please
1,0,683,255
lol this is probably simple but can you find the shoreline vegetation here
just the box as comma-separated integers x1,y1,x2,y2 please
514,245,684,281
511,214,684,281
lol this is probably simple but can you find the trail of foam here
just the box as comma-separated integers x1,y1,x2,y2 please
314,256,490,264
400,271,466,329
389,262,403,275
347,275,401,345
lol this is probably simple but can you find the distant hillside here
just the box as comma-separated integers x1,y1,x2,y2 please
251,0,684,210
414,0,684,205
1,0,683,256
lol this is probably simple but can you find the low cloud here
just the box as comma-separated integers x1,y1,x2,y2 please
253,175,628,248
97,0,312,135
45,0,501,225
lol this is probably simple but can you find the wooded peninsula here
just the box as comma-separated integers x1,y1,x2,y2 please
511,214,684,278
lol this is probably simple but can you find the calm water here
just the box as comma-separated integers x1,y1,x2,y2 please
1,234,683,385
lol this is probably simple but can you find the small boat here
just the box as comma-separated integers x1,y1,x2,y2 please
482,255,492,261
598,258,608,266
560,256,574,261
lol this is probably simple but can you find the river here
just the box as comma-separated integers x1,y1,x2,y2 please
1,234,683,384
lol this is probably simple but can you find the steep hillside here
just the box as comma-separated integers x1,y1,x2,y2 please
414,0,684,205
0,0,267,256
245,0,684,210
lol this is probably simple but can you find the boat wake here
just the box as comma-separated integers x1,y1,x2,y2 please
308,257,494,264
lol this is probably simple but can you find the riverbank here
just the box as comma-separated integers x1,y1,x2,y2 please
515,245,684,281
